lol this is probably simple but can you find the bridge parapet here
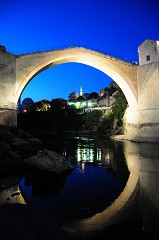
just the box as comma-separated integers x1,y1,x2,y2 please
17,47,136,66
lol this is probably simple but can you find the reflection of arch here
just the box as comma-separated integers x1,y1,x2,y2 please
62,141,140,237
16,48,138,107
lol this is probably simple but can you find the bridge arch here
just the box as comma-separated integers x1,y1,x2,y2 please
16,48,138,107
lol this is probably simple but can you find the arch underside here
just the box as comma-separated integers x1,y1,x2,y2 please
16,50,138,107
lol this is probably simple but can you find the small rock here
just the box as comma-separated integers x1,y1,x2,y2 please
23,149,73,174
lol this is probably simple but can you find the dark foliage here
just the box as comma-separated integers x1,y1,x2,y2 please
17,108,84,132
111,89,128,126
82,110,103,130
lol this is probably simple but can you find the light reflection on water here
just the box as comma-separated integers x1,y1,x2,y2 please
2,137,159,237
76,144,102,163
20,135,129,221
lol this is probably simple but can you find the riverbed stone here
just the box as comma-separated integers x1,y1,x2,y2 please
23,149,73,174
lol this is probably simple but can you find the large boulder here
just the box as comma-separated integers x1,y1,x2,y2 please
23,149,73,174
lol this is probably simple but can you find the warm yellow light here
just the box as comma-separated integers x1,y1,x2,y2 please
82,162,85,173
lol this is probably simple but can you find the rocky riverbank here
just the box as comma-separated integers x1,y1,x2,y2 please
0,125,73,176
0,125,41,174
0,125,73,239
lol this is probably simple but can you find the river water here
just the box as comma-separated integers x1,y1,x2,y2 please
1,131,159,239
19,134,159,238
20,134,129,221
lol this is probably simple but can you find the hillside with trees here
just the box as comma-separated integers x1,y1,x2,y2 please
18,83,128,135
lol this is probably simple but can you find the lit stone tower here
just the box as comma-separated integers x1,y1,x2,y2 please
138,39,159,65
124,39,159,141
80,86,83,96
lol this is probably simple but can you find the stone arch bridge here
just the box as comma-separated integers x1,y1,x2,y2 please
0,39,159,142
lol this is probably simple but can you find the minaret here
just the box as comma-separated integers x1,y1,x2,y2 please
80,86,83,96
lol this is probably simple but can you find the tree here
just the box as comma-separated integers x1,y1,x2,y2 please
50,98,67,110
83,110,103,130
35,99,51,111
109,81,119,95
111,89,128,127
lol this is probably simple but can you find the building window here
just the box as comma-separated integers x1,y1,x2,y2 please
146,55,150,61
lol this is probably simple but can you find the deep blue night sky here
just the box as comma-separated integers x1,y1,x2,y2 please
1,0,159,102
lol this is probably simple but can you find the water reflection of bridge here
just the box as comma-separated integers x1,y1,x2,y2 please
1,140,159,237
63,140,159,238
